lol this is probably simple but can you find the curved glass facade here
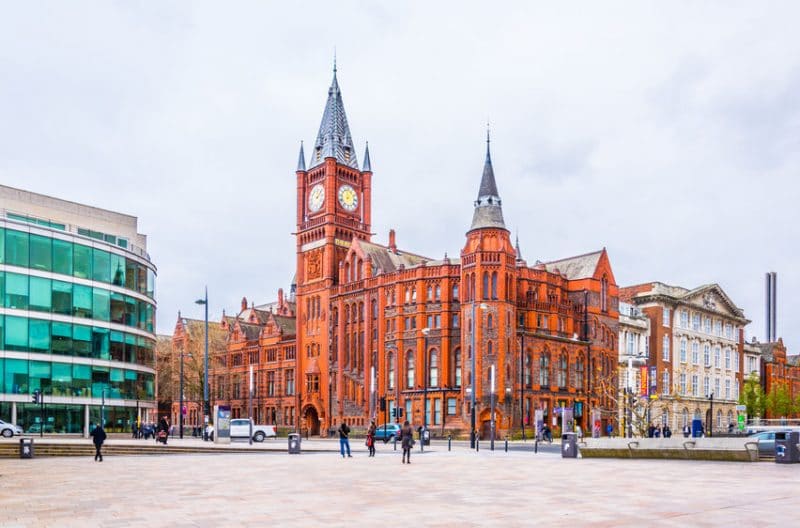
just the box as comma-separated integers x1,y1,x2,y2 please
0,222,156,433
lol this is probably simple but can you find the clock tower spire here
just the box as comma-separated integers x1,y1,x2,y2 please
295,65,372,436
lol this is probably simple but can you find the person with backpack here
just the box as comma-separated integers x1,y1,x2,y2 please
338,421,352,458
366,420,376,457
401,420,414,464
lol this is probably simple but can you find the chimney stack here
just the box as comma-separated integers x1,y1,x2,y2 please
765,271,777,342
389,229,397,253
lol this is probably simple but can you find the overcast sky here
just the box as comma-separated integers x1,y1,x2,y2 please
1,2,797,351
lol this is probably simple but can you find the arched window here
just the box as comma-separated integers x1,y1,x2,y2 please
470,274,476,302
575,355,584,389
405,288,411,304
435,285,441,301
557,353,567,387
539,352,550,386
491,272,498,300
371,299,378,319
427,285,433,301
726,410,733,427
682,408,689,427
524,352,532,388
429,349,439,387
452,283,459,301
601,275,608,312
388,352,395,389
487,341,493,356
482,272,489,300
716,409,723,429
406,351,415,389
454,349,462,387
662,370,670,395
487,314,494,329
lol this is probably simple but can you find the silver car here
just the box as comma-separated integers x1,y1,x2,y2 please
0,419,24,438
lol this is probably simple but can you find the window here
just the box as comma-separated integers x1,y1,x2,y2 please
703,345,710,366
714,347,720,368
703,317,711,334
452,284,459,301
680,373,686,394
452,313,459,328
539,353,550,386
5,273,29,309
557,354,567,388
285,369,294,395
266,371,275,396
575,356,584,389
454,349,462,388
680,338,687,363
733,351,738,372
724,348,731,369
433,398,442,425
601,275,608,312
406,351,415,389
482,272,489,300
662,308,670,327
703,376,710,397
691,375,698,396
429,349,439,387
692,314,700,331
491,272,498,300
714,378,720,397
680,310,689,328
714,321,722,336
662,336,670,361
5,230,29,267
662,371,669,395
305,374,319,393
447,397,457,415
725,378,731,399
524,353,532,388
725,324,733,339
626,333,635,355
388,352,395,389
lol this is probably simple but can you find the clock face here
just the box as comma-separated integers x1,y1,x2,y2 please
338,184,358,212
308,184,325,212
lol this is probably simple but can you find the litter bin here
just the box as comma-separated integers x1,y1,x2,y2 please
561,432,578,458
775,431,800,464
288,433,302,454
19,438,34,459
422,428,430,446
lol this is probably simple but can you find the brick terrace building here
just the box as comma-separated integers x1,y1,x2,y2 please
211,68,621,438
753,338,800,420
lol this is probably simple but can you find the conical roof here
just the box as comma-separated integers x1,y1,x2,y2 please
310,66,358,169
469,132,506,231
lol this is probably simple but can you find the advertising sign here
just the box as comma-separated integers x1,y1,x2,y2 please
214,405,231,444
639,366,648,396
737,413,745,431
649,366,657,394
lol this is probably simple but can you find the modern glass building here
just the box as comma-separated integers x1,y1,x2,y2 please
0,185,156,435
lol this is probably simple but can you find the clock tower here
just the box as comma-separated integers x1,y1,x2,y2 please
295,65,372,435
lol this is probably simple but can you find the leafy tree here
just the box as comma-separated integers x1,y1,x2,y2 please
765,384,795,418
739,373,765,419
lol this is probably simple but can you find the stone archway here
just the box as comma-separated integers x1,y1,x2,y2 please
303,405,320,436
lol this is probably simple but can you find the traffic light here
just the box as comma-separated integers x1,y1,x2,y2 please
31,390,40,404
379,397,386,411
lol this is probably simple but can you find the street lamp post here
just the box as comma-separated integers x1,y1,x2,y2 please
195,288,209,426
708,392,714,437
421,328,430,453
249,365,254,445
179,348,185,439
490,364,496,451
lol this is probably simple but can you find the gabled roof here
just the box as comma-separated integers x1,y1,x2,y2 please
310,66,358,170
355,239,432,275
538,250,604,280
623,282,749,322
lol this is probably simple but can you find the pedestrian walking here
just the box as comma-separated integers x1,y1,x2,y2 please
664,425,672,438
338,421,352,458
90,423,107,462
366,420,376,457
683,424,690,438
158,415,170,445
401,420,414,464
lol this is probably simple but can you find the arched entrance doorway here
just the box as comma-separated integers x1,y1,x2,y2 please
479,409,502,441
303,406,320,436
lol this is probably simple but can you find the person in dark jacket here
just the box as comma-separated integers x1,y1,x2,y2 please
158,416,170,445
366,421,377,457
90,424,107,462
401,421,414,464
338,421,352,458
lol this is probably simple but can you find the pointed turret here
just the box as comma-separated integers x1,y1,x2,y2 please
469,130,506,231
515,234,523,261
362,142,372,172
310,63,358,170
297,141,306,171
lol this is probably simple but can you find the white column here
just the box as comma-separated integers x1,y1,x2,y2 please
84,404,90,438
11,402,17,425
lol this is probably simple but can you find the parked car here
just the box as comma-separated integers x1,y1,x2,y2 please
0,420,23,437
230,419,277,442
749,429,799,457
373,423,402,443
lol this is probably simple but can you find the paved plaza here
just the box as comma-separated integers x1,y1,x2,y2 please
1,440,797,527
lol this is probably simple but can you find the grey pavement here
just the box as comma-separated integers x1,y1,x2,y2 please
0,441,797,527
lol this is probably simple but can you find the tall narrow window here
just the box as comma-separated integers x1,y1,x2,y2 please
406,351,415,389
482,272,489,300
491,272,498,300
601,275,608,312
388,352,395,390
524,353,532,388
429,349,439,387
454,349,462,387
539,353,550,386
558,354,567,387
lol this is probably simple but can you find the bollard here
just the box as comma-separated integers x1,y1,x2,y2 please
393,435,397,451
448,435,452,452
476,438,480,452
505,437,508,452
534,438,538,454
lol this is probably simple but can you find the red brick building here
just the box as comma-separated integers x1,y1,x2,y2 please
210,68,620,438
756,339,800,420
